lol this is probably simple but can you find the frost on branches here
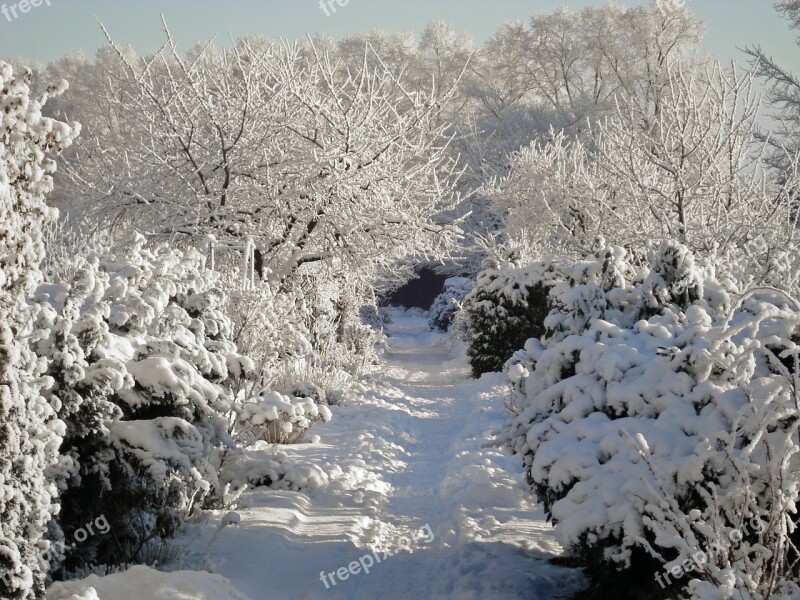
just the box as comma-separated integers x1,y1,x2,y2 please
33,236,253,573
0,63,79,600
507,241,800,598
58,26,462,293
485,63,800,292
47,27,459,401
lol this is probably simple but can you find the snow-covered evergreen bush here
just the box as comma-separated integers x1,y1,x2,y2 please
465,261,561,377
508,241,800,598
34,235,253,573
0,63,79,600
429,277,474,332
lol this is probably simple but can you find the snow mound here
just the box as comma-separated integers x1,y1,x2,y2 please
47,566,251,600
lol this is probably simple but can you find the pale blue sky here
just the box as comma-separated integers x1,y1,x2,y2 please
0,0,795,70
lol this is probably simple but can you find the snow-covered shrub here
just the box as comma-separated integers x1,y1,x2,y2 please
47,565,249,600
465,261,561,377
220,447,319,491
267,357,353,407
0,63,79,600
284,381,327,406
429,277,474,331
34,235,253,573
508,241,800,598
236,391,332,446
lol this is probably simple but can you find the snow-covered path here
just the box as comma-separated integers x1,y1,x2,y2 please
197,309,585,599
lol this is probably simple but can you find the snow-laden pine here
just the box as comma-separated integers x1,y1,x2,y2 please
464,261,561,378
0,63,79,600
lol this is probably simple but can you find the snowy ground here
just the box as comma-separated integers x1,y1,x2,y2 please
49,308,585,600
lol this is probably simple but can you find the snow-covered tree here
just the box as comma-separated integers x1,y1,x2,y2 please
464,1,704,152
46,24,466,391
57,23,461,291
0,63,79,600
335,29,419,83
441,1,707,272
487,62,800,292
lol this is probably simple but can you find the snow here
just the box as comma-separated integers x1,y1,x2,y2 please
47,565,250,600
202,307,585,599
52,307,584,599
0,61,81,600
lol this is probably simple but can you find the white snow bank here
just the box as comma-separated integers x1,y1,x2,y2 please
47,566,252,600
